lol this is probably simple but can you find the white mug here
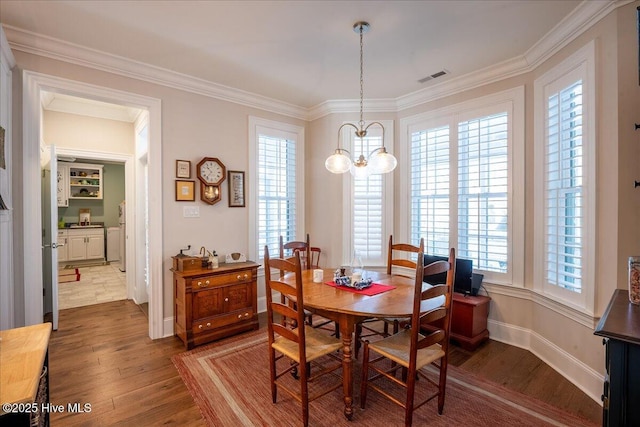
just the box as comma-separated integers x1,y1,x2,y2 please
313,269,323,283
352,272,362,282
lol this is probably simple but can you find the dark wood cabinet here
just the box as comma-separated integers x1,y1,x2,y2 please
172,261,260,349
594,289,640,427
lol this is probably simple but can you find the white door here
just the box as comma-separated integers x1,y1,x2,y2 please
42,145,59,330
67,233,87,261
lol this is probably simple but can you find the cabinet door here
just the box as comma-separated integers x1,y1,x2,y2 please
57,231,68,262
192,287,224,320
67,234,87,261
224,283,253,312
86,234,104,260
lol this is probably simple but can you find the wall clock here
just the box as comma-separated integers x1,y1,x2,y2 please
196,157,226,205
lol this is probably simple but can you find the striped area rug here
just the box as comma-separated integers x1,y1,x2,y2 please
173,330,598,427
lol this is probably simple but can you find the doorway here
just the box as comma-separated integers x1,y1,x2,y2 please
22,71,164,339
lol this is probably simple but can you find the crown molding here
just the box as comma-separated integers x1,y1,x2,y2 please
0,25,16,68
3,25,308,121
2,1,621,121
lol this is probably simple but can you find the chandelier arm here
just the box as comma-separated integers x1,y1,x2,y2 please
337,122,360,153
362,121,387,157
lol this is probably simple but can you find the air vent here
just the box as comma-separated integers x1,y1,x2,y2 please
418,69,449,84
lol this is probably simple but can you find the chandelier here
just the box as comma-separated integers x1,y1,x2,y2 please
325,21,397,177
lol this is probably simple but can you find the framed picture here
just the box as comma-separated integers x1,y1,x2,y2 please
175,180,195,201
228,170,245,207
176,159,191,178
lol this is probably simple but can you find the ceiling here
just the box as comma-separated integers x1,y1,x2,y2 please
0,1,602,110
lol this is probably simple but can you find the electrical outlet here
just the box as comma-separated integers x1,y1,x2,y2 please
183,206,200,218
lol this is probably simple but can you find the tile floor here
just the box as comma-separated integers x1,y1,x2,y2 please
58,261,127,310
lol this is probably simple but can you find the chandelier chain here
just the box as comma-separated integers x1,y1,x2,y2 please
359,24,364,128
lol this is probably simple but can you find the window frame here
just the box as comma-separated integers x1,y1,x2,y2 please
533,41,596,315
399,87,525,287
248,116,305,266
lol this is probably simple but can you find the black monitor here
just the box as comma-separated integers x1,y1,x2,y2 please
423,254,477,296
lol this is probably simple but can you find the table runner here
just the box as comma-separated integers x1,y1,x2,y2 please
324,280,396,296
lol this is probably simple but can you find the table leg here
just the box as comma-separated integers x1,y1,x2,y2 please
339,318,354,420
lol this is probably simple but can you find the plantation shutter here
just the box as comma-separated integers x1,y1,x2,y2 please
257,134,297,258
457,113,509,273
410,125,450,256
353,135,383,262
545,80,583,292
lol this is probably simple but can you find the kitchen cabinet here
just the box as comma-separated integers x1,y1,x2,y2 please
58,162,104,201
67,228,104,261
172,261,259,349
594,289,640,427
56,162,69,207
56,229,69,262
0,323,52,427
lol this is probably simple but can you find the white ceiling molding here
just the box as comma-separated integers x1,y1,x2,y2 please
41,92,141,123
3,1,622,121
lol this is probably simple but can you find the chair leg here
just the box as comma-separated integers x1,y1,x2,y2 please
360,341,370,409
269,348,277,403
300,361,310,427
437,358,449,414
354,323,362,358
405,365,417,427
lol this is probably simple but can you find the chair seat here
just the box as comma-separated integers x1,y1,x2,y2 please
273,325,342,362
368,329,444,370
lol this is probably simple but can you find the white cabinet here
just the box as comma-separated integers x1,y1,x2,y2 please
56,163,70,207
66,228,105,261
57,230,69,262
68,163,103,200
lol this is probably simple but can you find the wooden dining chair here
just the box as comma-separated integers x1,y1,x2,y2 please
264,246,343,427
354,235,424,357
360,247,456,427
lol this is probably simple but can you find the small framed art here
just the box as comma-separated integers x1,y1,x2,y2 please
175,180,195,201
228,170,245,207
176,160,191,178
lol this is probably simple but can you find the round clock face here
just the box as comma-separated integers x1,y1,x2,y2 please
197,157,226,185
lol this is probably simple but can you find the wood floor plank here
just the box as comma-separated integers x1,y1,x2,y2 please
48,299,601,426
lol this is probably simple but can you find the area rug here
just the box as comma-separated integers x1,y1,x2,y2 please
173,330,598,427
64,260,109,269
58,268,80,283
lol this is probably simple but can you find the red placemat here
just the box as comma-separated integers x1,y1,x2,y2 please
324,281,396,296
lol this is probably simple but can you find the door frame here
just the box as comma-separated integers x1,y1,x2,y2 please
22,70,164,339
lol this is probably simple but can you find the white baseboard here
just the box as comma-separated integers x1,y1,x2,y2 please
163,316,174,338
488,319,603,405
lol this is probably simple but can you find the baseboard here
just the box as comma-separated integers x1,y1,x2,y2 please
163,316,174,338
488,319,603,405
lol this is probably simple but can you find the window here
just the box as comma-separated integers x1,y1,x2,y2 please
248,117,304,263
401,87,524,286
534,41,595,314
457,113,509,273
342,121,394,267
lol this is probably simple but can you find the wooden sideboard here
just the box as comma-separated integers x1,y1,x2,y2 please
594,289,640,427
0,323,52,427
172,261,260,349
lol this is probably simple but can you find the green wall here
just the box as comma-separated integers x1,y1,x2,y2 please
58,161,125,228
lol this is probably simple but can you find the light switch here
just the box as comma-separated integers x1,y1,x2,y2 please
183,206,200,218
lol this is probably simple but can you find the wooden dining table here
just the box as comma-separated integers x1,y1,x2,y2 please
280,268,442,421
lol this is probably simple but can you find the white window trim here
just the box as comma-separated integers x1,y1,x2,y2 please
248,116,305,266
533,41,596,316
399,87,525,287
341,120,394,267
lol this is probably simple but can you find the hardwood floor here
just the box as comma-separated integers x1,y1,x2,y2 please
48,300,601,426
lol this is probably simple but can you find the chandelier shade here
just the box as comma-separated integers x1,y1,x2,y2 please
325,21,397,176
